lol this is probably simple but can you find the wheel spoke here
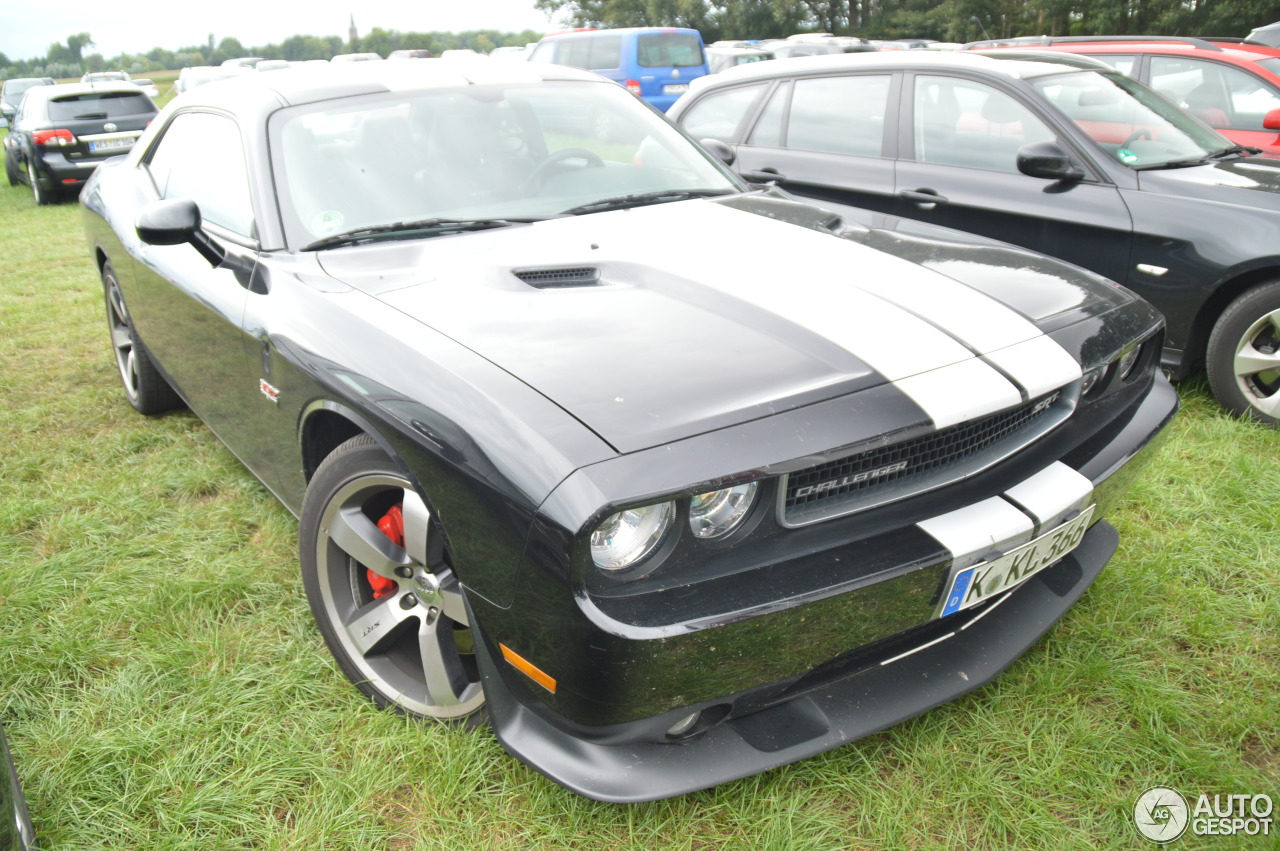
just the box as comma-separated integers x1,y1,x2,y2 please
110,322,132,351
401,490,431,564
329,504,411,580
1255,387,1280,417
418,614,473,708
344,593,415,657
1234,344,1280,379
437,575,470,626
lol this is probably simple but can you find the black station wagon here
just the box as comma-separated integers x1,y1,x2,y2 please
80,60,1175,801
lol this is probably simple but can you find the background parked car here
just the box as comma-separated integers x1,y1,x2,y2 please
0,77,55,127
175,65,254,94
528,27,710,112
972,36,1280,154
707,45,775,73
8,81,157,205
81,70,131,84
669,50,1280,424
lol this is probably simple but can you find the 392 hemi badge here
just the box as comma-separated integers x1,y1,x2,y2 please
794,460,909,499
259,379,280,403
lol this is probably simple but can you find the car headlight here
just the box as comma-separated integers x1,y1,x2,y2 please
590,502,676,570
1116,343,1141,380
688,482,759,539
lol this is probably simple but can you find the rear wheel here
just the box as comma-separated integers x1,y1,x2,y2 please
300,435,486,724
27,159,50,205
102,261,183,415
1206,280,1280,426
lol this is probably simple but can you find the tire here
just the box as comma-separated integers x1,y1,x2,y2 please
102,261,183,415
4,151,18,187
1206,280,1280,426
300,435,486,725
28,159,51,205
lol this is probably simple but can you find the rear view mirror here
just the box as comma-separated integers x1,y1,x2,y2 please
699,137,736,166
1017,140,1086,182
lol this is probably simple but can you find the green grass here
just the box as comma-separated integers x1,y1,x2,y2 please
0,166,1277,850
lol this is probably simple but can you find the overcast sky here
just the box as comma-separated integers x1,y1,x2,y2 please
3,0,567,62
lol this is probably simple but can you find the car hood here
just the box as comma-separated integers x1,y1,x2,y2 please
319,196,1098,453
1137,153,1280,209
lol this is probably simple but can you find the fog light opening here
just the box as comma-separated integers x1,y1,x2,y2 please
666,711,700,738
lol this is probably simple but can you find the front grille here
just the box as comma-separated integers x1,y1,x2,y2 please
782,388,1074,527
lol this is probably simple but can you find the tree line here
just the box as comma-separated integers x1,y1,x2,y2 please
533,0,1280,43
0,28,542,80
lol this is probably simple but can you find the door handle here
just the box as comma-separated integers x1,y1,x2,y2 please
898,188,949,209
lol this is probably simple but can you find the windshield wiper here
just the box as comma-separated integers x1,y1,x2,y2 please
561,188,735,216
1133,145,1260,171
301,217,546,251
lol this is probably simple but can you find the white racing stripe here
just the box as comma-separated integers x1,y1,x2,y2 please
626,202,1077,425
917,496,1036,565
1002,462,1094,531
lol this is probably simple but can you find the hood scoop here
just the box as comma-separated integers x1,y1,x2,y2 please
514,266,601,288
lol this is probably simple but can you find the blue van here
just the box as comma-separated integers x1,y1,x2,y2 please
529,28,709,112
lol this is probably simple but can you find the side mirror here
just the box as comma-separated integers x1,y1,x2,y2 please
1264,108,1280,130
1016,140,1086,182
135,198,225,267
699,137,736,166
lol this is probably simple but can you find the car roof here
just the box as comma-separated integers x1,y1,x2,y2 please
165,58,613,114
23,81,151,102
967,36,1280,65
691,49,1106,89
537,27,702,41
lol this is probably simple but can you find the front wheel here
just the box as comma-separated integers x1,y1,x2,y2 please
1206,280,1280,426
4,151,18,187
300,435,486,723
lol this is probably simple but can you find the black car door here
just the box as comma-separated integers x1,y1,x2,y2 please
129,111,266,460
891,72,1135,286
726,73,901,215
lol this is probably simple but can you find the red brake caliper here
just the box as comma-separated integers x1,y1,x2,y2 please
370,502,404,600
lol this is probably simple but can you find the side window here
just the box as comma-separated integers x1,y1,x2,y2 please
749,81,789,147
913,76,1054,173
561,36,622,71
146,112,254,238
678,84,766,143
1088,54,1137,76
528,42,555,64
785,75,890,157
1151,56,1280,131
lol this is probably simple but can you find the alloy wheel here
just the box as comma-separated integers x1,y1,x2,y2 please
1232,307,1280,419
311,470,483,720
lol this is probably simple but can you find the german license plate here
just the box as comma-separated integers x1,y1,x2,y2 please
664,84,689,95
939,505,1094,617
89,137,134,153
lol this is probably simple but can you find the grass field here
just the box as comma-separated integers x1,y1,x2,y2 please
0,155,1276,849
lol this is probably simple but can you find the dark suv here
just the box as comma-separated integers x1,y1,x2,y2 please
0,76,55,127
668,50,1280,423
8,81,156,204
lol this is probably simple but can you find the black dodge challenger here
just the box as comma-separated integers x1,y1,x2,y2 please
80,60,1177,802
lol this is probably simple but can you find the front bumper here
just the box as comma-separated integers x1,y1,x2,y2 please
475,373,1177,801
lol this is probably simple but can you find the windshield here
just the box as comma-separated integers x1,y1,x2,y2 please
271,80,739,247
1031,69,1232,168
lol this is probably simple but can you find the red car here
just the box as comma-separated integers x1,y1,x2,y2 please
971,36,1280,153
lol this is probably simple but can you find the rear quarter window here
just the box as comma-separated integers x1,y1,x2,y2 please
558,36,623,71
48,92,155,121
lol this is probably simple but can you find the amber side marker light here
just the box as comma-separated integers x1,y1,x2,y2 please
499,643,557,693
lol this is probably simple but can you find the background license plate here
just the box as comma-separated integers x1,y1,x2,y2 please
939,505,1095,617
90,138,133,153
664,84,689,94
